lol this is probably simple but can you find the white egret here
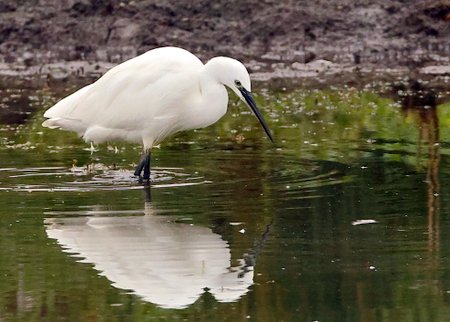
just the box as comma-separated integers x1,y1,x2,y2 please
42,46,273,180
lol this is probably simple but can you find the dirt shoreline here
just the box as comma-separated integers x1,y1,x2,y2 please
0,0,449,87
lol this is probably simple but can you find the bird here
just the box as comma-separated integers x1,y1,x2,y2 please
42,46,273,180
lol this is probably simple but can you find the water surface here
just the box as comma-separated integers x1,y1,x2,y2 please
1,80,450,321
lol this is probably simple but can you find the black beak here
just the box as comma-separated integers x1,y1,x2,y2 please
240,88,273,142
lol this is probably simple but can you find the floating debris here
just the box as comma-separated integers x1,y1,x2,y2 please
352,219,377,226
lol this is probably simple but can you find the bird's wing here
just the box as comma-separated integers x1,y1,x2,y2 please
43,47,204,134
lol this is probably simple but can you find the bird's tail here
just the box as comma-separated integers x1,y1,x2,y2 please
42,118,62,129
42,116,86,135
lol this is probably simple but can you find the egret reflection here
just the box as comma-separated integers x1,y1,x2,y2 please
44,201,254,309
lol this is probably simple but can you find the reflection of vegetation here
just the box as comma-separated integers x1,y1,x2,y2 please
1,86,450,321
2,88,439,165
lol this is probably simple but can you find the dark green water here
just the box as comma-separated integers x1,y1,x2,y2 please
1,81,450,321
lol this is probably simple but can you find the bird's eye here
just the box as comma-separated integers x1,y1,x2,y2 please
234,80,242,87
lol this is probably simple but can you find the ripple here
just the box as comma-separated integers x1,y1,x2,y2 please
270,159,354,202
0,164,209,192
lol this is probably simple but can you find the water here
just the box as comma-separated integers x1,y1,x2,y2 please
1,80,450,321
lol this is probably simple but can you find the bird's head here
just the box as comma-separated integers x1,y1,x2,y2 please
206,57,273,142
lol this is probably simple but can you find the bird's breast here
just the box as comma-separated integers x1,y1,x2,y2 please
185,96,228,131
182,82,229,131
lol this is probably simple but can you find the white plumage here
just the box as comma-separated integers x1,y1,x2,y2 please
43,46,272,179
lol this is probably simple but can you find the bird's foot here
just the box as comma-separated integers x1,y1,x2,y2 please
138,175,151,187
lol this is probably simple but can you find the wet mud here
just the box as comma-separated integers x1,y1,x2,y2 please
0,0,449,86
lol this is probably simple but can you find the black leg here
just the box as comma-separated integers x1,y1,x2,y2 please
134,152,150,180
134,155,146,177
134,151,151,180
143,152,151,180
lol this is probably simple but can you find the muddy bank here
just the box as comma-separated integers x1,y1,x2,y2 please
0,0,449,86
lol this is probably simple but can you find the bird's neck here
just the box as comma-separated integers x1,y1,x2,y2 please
192,67,228,128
